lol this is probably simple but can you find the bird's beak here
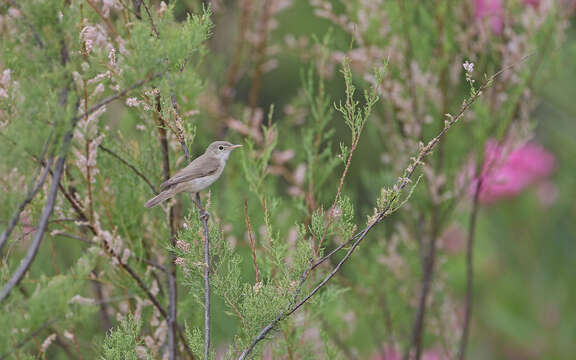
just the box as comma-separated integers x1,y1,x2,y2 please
229,144,243,150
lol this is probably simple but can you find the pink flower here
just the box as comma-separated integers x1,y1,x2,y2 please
468,140,556,205
474,0,504,34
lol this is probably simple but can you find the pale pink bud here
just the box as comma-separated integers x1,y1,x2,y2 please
176,240,190,252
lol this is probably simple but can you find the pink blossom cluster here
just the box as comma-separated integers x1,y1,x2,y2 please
474,0,505,34
473,0,573,34
468,139,556,204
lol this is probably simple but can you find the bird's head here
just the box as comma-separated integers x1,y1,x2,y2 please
206,141,243,161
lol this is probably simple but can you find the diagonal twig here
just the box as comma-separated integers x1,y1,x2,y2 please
237,57,530,360
6,0,45,49
141,0,160,38
244,199,260,283
99,144,158,194
0,319,58,360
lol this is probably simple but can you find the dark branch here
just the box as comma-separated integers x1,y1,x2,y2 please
194,192,211,360
404,220,440,360
142,0,160,38
0,319,58,360
458,178,482,360
7,0,45,49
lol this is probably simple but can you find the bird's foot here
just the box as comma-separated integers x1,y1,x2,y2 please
199,211,210,221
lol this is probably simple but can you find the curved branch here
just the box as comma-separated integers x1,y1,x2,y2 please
0,150,68,303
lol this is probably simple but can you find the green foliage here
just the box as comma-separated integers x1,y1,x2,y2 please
0,0,571,359
335,57,380,141
121,5,212,85
0,251,98,353
101,314,148,360
185,325,205,359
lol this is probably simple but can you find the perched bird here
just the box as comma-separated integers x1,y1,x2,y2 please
145,141,242,208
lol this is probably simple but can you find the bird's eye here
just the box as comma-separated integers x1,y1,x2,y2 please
218,145,224,151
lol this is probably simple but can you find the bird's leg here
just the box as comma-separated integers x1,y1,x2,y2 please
199,210,209,221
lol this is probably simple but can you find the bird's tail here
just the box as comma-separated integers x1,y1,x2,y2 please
145,190,174,208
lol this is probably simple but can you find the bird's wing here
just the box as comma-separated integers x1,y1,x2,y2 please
160,155,219,190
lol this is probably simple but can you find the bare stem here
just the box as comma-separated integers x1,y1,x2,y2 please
244,199,260,283
458,178,482,360
194,193,211,360
404,225,440,360
141,0,160,38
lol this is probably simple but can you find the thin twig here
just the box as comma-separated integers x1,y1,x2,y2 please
80,73,160,122
132,0,143,19
141,0,160,38
404,220,440,360
0,319,58,360
458,178,482,360
70,332,83,360
54,232,167,272
7,0,45,49
86,0,120,40
99,144,158,194
237,58,529,359
91,270,112,332
244,199,260,283
170,91,190,161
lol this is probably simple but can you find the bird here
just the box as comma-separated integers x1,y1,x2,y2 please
145,141,242,208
